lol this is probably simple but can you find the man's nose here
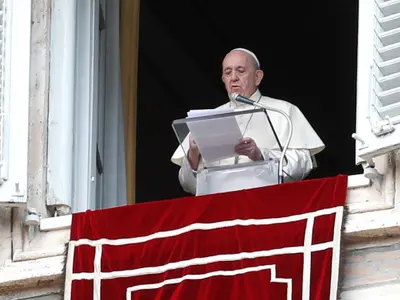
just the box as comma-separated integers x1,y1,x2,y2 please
231,71,239,80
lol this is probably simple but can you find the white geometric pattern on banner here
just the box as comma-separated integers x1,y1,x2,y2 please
64,206,343,300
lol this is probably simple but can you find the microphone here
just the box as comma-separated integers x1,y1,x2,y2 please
229,93,255,105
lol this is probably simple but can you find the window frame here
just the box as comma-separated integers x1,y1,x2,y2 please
46,0,77,212
46,0,125,213
72,0,100,212
47,0,100,213
100,0,127,209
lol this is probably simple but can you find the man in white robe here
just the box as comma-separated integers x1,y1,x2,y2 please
171,48,325,195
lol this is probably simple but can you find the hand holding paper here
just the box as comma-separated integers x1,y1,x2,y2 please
235,137,263,161
187,134,201,170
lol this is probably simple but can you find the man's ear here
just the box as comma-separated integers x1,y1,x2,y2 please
255,69,264,86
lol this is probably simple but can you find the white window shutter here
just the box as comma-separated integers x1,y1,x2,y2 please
0,0,31,207
355,0,400,160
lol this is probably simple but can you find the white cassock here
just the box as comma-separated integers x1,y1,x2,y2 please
171,89,325,195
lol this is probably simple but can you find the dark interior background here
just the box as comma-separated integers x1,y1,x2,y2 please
135,0,362,203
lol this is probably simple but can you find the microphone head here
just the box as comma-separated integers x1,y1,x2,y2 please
229,93,239,102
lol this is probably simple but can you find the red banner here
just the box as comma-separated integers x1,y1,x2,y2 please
64,175,347,300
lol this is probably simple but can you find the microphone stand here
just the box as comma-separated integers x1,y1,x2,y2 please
232,94,293,185
262,109,288,166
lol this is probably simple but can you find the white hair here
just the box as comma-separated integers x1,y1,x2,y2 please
230,48,260,69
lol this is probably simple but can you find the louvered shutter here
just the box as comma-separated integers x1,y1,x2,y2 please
355,0,400,160
0,0,31,207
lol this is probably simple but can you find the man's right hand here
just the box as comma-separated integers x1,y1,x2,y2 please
188,134,201,170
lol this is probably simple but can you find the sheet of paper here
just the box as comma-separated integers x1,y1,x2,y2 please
187,108,234,117
186,108,242,163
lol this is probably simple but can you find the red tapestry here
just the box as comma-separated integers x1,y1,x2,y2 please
64,175,347,300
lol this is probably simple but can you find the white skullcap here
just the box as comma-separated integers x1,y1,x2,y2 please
230,48,260,68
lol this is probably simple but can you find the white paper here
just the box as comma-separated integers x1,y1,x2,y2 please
186,108,242,163
187,108,233,117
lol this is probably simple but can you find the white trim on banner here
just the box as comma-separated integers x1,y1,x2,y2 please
64,206,343,300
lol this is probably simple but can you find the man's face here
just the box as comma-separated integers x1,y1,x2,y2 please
221,51,263,98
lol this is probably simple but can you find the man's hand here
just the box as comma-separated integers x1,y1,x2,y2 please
187,134,201,170
235,137,263,161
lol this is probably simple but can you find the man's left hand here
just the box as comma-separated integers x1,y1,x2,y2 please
235,137,263,161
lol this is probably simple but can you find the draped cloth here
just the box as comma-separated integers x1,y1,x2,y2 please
64,175,347,300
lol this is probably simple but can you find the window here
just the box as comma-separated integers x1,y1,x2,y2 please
44,0,396,214
40,0,400,241
0,0,31,207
